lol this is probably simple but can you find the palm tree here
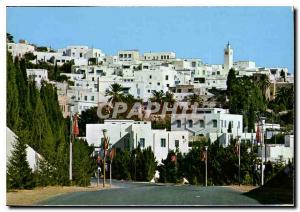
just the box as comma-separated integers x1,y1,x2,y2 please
260,75,270,92
150,90,165,103
164,91,175,106
105,83,125,106
188,93,203,107
276,86,293,109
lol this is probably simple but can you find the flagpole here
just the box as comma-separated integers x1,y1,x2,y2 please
238,137,241,186
69,114,73,182
205,146,208,187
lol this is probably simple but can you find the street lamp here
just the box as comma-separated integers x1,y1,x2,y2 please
102,129,109,188
204,145,208,187
109,144,112,187
257,116,266,186
237,136,241,186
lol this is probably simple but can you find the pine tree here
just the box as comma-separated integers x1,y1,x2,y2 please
7,134,35,190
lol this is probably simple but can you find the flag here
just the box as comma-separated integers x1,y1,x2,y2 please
97,155,102,166
201,149,206,161
110,148,116,160
171,154,177,163
235,143,240,155
256,123,261,143
73,113,79,137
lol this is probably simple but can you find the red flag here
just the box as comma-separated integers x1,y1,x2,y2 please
171,154,177,163
110,148,116,160
235,143,240,155
97,156,102,165
201,150,206,161
73,114,79,137
256,123,261,143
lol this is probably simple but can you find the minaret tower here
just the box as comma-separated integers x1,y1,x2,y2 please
224,41,233,74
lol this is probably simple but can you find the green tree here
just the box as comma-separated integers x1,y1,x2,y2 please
7,52,20,130
105,83,125,106
226,68,236,95
6,33,14,43
188,93,203,106
7,135,35,190
164,91,175,106
150,90,165,103
73,139,95,186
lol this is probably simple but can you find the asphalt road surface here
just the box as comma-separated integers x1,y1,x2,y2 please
37,179,262,206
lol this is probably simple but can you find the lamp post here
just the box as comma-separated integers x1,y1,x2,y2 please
258,116,266,186
134,153,137,181
102,129,109,188
69,113,73,182
205,145,208,187
237,136,241,186
109,144,112,187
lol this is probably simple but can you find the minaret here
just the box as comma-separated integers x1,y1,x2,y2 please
224,42,233,73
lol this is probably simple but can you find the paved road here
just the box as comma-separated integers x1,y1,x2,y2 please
37,180,262,206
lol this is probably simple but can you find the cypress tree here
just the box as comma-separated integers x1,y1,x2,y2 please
7,53,19,130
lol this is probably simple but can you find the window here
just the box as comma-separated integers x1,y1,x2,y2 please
217,71,220,75
144,56,146,60
148,90,150,93
188,120,193,128
166,84,169,87
175,140,179,148
128,54,132,58
176,120,181,128
119,54,123,58
165,75,169,80
80,53,83,58
212,120,218,128
84,96,87,101
199,120,205,128
188,89,193,92
92,77,94,81
149,75,152,79
177,89,182,93
167,55,170,59
91,96,94,101
157,82,160,86
139,138,145,148
161,55,163,60
161,138,166,147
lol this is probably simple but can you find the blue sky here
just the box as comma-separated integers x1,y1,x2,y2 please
7,7,294,73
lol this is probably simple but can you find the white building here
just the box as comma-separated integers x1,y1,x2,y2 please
7,41,35,58
134,64,177,100
171,108,243,145
258,135,294,164
118,50,140,62
143,52,176,61
86,120,189,163
26,69,48,87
